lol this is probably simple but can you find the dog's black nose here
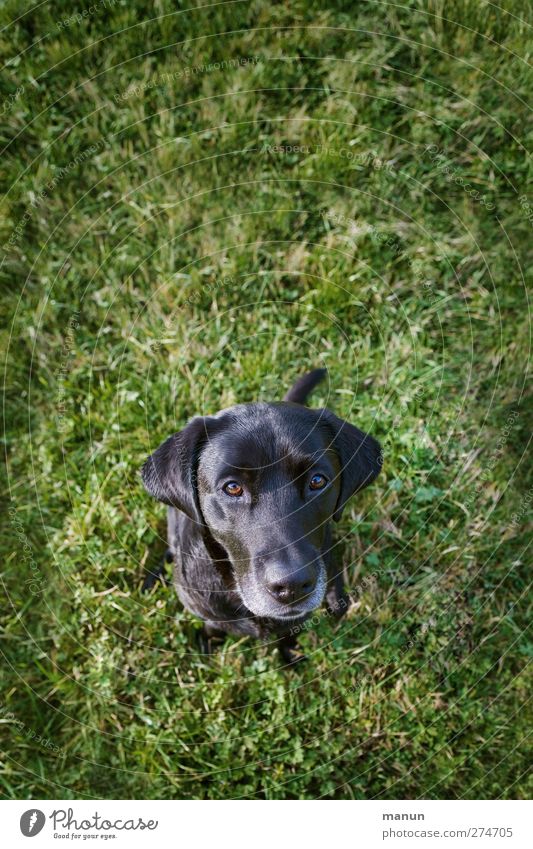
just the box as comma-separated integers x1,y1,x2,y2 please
264,563,316,605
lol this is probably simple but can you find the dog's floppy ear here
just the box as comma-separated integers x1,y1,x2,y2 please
141,416,212,523
322,410,382,521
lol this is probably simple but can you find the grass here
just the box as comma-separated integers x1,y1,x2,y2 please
1,0,531,799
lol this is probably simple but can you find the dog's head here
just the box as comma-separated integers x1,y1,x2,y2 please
142,402,381,620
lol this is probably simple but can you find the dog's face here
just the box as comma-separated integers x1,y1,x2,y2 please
142,402,381,620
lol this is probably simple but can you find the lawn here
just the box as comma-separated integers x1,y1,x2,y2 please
1,0,531,799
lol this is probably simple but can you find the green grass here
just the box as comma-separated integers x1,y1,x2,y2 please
1,0,531,799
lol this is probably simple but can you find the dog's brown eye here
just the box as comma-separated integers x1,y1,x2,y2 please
309,473,328,490
223,481,244,497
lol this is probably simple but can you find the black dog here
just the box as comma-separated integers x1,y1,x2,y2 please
141,369,382,662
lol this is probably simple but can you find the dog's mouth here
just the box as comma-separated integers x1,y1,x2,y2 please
237,565,327,620
267,608,312,621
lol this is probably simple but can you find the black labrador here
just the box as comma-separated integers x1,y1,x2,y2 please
141,369,382,662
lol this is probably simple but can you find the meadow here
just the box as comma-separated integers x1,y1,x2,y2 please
1,0,531,799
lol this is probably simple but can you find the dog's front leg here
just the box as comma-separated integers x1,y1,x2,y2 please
196,621,227,655
326,571,350,619
278,634,307,666
141,548,173,592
